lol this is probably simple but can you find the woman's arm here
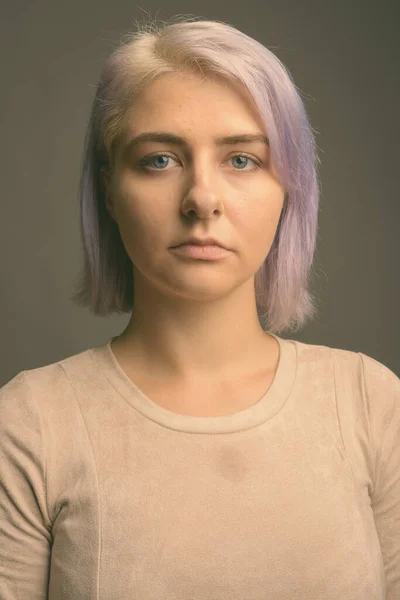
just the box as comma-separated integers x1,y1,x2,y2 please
360,353,400,600
0,371,52,599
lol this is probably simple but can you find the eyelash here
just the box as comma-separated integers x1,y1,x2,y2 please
138,152,262,172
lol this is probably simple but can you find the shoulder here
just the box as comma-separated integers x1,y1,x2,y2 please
289,336,400,419
287,336,399,414
290,336,398,381
0,345,96,421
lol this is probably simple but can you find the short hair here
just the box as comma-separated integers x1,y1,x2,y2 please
71,15,321,335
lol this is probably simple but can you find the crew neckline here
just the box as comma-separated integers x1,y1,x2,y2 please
92,332,297,434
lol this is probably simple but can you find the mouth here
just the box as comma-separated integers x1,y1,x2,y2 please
169,244,232,260
170,237,230,250
173,243,224,249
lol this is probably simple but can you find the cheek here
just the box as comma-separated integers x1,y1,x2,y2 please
114,194,170,256
234,186,284,235
114,186,149,229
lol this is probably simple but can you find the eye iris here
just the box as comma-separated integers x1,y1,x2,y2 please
153,156,169,168
233,156,248,169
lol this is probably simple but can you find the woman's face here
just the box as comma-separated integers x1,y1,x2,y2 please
105,71,286,303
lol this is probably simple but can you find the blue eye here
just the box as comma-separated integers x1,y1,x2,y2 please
143,155,171,170
139,153,261,172
231,155,258,170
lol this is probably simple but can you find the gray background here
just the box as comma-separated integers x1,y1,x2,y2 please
1,0,399,385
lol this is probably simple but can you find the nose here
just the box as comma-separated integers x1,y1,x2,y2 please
180,157,225,219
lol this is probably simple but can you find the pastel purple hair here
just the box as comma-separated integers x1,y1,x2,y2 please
71,15,321,335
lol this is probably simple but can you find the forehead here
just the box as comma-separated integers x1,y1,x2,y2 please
124,71,265,135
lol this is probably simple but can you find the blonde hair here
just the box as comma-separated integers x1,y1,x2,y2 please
71,15,321,335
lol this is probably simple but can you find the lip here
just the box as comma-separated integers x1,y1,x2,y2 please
171,236,230,250
170,244,232,260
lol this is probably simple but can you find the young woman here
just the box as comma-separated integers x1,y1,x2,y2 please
1,15,399,600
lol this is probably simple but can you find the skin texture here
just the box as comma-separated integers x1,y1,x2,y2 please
104,71,286,400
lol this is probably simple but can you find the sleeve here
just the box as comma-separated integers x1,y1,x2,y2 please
358,352,400,600
0,371,52,599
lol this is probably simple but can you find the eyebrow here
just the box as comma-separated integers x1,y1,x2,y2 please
123,131,270,152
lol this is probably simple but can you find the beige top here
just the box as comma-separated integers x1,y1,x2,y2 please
0,333,399,599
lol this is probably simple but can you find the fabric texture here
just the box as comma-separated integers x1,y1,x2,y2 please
0,333,399,599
